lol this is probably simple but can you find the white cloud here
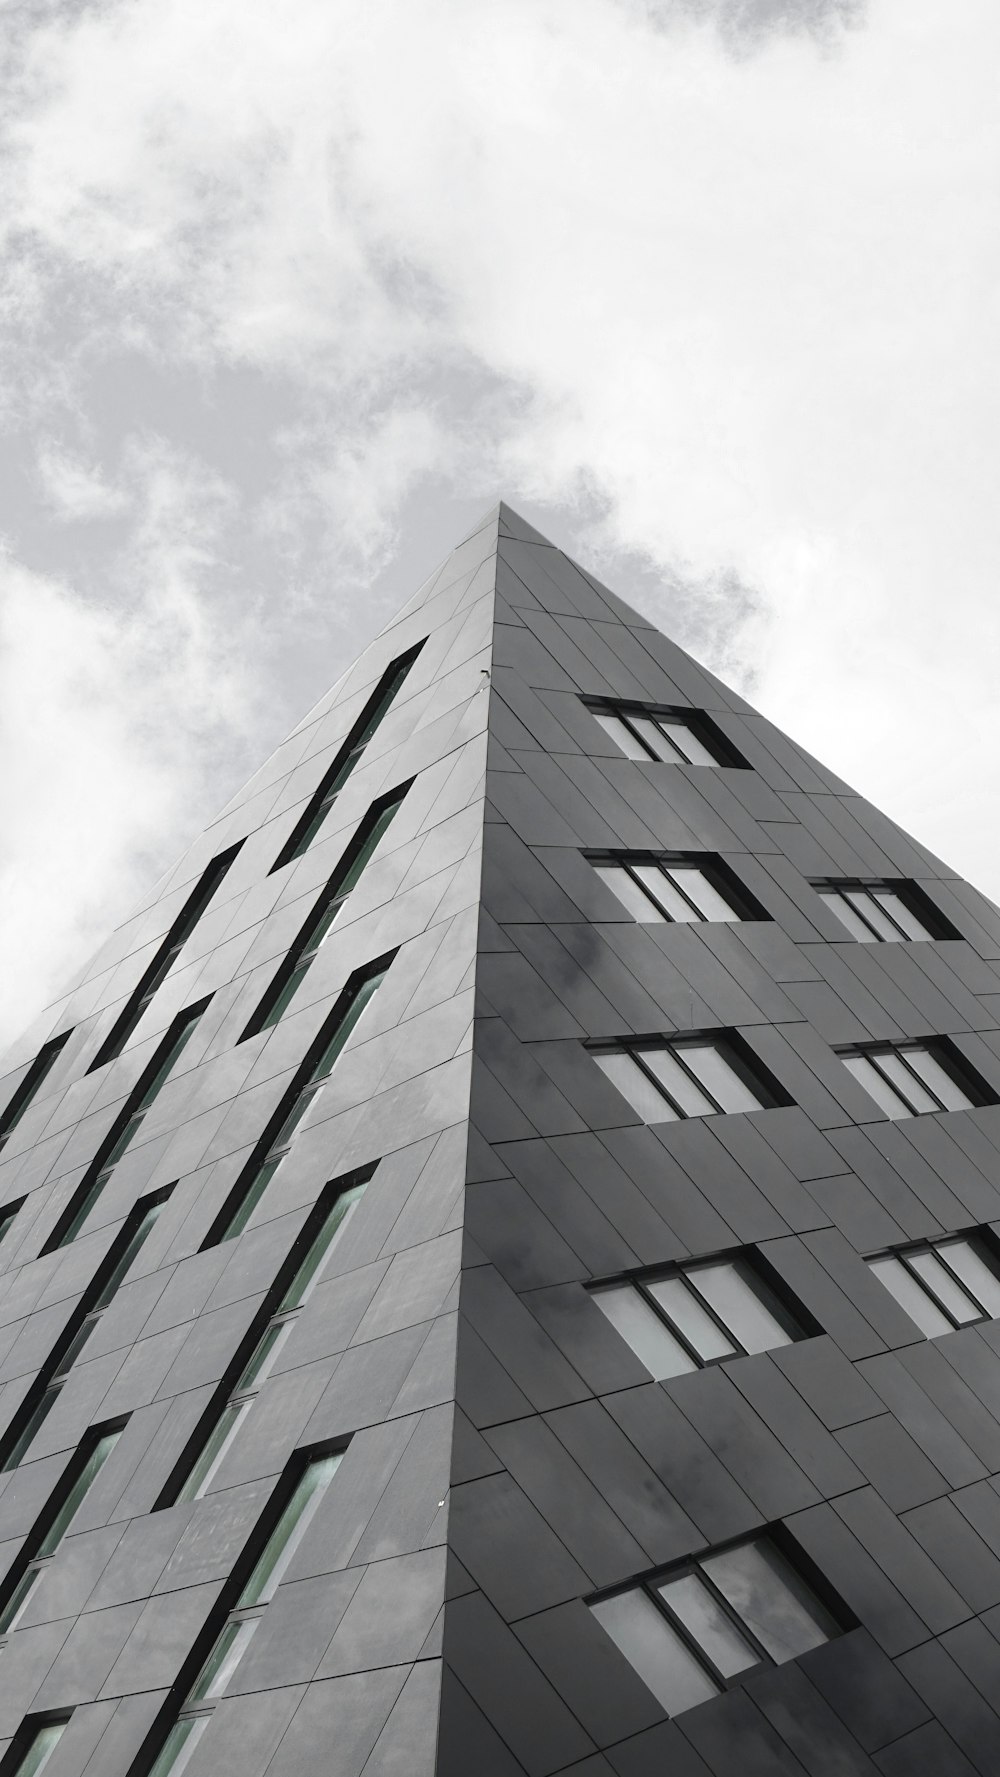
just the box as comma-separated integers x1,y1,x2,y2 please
36,444,129,520
0,0,999,1044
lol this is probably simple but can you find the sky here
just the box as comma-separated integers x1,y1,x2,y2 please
1,0,998,1053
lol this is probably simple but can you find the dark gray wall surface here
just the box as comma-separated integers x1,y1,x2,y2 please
3,504,1000,1773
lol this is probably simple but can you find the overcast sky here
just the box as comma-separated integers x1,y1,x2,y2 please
1,0,997,1054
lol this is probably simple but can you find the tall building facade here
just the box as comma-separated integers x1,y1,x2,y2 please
2,504,1000,1776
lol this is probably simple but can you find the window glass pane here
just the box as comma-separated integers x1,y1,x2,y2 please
189,1618,259,1703
261,959,314,1031
844,890,902,942
647,1276,735,1362
872,1052,938,1114
282,1184,368,1310
873,891,931,941
592,1285,697,1379
669,868,739,923
903,1047,974,1112
594,1052,678,1123
591,1589,720,1716
594,865,665,923
236,1323,291,1393
842,1055,911,1120
820,892,879,942
631,866,697,922
37,1428,120,1557
682,1044,764,1114
663,722,719,766
869,1255,952,1337
336,801,402,899
938,1240,1000,1319
15,1723,66,1777
907,1251,981,1325
93,1201,165,1310
658,1573,758,1677
239,1453,342,1607
177,1400,251,1504
269,1084,319,1153
630,717,686,763
0,1566,43,1633
223,1155,282,1242
702,1539,837,1663
312,969,386,1081
592,712,649,760
148,1717,208,1777
689,1261,794,1354
640,1048,715,1117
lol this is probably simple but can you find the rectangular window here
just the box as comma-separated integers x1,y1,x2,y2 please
0,1425,123,1635
169,1171,371,1503
0,1032,72,1153
88,846,240,1072
144,1452,343,1777
6,1718,69,1777
585,700,742,769
4,1188,173,1473
592,1253,808,1379
592,854,759,924
247,784,410,1038
594,1037,781,1123
271,643,424,872
868,1233,1000,1339
206,959,393,1247
47,1004,209,1252
841,1042,987,1120
816,881,950,943
591,1535,842,1718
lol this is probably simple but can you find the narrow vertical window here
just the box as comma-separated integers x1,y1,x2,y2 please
246,783,410,1038
206,958,393,1247
271,643,424,871
0,1031,72,1153
144,1453,343,1776
6,1718,69,1776
0,1425,124,1634
4,1188,173,1472
89,845,241,1071
170,1172,371,1502
46,1003,208,1252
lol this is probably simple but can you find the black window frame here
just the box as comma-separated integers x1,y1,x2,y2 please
838,1039,993,1117
812,877,957,943
582,697,749,769
0,1713,73,1777
867,1228,1000,1333
590,1527,851,1712
0,1030,72,1153
590,1031,789,1120
270,641,425,873
590,1247,817,1372
88,845,241,1072
587,850,766,923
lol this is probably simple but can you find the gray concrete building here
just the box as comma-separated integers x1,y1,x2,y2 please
2,504,1000,1775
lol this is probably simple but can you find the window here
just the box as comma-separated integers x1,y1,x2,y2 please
0,1200,24,1253
592,854,756,924
591,1536,842,1719
592,1254,807,1379
0,1425,123,1634
171,1173,370,1502
247,784,410,1037
89,846,240,1071
816,881,948,944
206,958,393,1246
868,1234,1000,1339
840,1042,986,1120
585,700,739,768
593,1037,781,1123
6,1719,69,1777
47,1003,209,1251
146,1453,343,1777
272,642,424,871
0,1032,71,1153
4,1189,172,1472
